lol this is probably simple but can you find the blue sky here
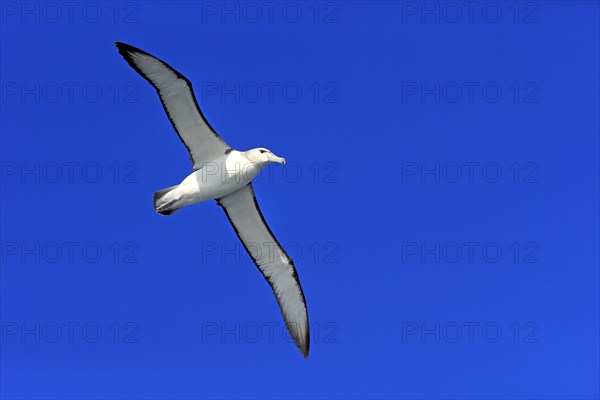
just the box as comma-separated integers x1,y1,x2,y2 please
1,1,599,399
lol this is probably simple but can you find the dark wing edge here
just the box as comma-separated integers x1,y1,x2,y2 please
114,42,230,166
216,184,310,357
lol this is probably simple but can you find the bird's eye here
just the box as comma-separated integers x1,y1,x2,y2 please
259,150,266,153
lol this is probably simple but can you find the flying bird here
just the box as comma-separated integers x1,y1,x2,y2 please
115,42,310,357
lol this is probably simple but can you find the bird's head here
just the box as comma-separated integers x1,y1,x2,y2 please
244,148,286,166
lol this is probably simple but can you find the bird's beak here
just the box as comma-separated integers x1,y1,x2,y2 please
269,154,286,165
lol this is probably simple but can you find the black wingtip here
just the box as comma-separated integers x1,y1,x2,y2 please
114,41,127,50
114,41,132,57
302,349,310,359
114,41,148,57
298,330,310,358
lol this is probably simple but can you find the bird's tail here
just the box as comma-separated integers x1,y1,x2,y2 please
153,185,182,216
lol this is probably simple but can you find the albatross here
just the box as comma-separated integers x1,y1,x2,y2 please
115,42,310,357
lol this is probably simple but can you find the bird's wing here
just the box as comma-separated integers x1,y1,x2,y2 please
217,183,310,357
115,42,230,169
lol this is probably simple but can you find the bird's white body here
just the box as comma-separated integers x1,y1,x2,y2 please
158,150,264,210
